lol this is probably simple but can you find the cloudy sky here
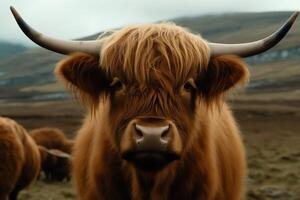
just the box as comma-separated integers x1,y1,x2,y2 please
0,0,299,46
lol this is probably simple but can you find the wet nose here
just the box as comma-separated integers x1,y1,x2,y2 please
133,123,171,151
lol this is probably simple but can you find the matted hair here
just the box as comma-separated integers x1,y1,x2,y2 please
100,23,210,87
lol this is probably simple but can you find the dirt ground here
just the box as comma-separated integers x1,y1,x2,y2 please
234,102,300,200
1,99,299,200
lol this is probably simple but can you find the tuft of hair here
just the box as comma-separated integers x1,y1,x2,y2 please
198,55,249,109
55,53,106,111
100,23,210,87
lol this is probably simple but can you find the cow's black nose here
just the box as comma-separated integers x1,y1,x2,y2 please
133,124,171,151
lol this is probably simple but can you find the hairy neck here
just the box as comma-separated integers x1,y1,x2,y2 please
127,162,178,200
96,111,216,199
124,147,213,200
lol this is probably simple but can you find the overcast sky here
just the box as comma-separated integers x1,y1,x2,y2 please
0,0,299,46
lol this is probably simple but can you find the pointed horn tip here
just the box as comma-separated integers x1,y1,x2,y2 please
288,11,299,23
10,6,20,20
291,11,299,21
285,12,299,28
10,6,16,14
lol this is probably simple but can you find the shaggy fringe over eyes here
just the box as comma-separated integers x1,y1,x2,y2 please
100,23,210,87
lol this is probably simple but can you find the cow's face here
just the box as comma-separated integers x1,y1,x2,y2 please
56,24,249,173
108,77,197,172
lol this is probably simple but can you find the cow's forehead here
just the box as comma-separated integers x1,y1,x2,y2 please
100,23,211,85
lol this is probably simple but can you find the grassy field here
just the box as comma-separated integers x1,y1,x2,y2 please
0,99,298,200
19,181,75,200
236,103,300,200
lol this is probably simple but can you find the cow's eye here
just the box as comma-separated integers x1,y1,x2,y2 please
110,78,124,91
183,79,196,92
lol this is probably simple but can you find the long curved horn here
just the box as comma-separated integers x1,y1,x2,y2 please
209,12,299,57
10,6,102,56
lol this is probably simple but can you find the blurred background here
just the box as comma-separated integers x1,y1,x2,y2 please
0,0,300,199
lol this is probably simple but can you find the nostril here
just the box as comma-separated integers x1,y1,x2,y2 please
160,125,170,143
134,124,144,142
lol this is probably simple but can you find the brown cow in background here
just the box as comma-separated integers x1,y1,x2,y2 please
38,146,72,182
30,127,74,154
11,7,298,200
30,128,73,181
0,117,40,200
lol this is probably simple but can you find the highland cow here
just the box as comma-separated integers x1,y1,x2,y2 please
30,127,74,154
38,146,72,182
37,146,55,180
47,149,72,182
11,7,298,200
0,117,40,200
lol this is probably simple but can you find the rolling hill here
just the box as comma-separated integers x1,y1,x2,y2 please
0,41,28,59
0,11,299,102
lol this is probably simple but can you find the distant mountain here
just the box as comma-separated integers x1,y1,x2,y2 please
0,12,300,102
0,41,28,59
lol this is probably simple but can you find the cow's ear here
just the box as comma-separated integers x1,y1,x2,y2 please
55,53,110,102
196,55,249,101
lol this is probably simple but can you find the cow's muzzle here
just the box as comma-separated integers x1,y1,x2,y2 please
121,117,181,172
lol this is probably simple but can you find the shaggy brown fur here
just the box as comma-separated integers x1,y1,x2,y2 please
47,149,71,182
64,139,75,154
37,146,58,180
30,127,73,154
38,147,71,182
0,117,40,200
56,23,248,200
31,128,73,181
